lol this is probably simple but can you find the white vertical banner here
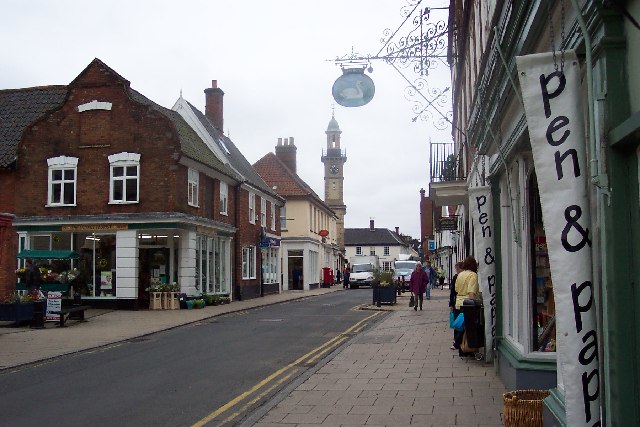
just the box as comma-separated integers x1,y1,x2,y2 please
469,185,496,363
517,51,600,426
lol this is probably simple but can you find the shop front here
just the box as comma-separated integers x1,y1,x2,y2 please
15,217,235,308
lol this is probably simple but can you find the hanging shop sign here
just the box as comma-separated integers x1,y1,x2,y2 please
438,217,457,231
332,68,375,107
469,185,496,363
318,229,329,237
517,50,600,427
427,240,436,251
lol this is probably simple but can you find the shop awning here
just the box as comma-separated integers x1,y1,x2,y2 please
17,250,80,260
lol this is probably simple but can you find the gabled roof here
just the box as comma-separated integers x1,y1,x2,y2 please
0,86,67,168
185,102,279,199
253,152,335,214
345,228,408,246
127,90,235,178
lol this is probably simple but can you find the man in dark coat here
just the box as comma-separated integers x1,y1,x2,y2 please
25,258,42,292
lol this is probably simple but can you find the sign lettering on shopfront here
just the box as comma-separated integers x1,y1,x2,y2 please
62,224,128,232
518,50,600,427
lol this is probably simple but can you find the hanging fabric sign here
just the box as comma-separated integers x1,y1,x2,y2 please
468,185,496,362
517,50,600,427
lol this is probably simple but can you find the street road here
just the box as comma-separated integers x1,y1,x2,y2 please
0,289,386,427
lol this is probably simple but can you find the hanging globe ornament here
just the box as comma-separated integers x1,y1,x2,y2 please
332,67,375,107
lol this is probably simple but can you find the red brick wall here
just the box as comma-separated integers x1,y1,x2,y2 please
0,214,16,297
14,65,184,217
0,170,16,213
232,188,264,300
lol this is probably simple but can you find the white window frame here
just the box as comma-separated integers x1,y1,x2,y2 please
261,198,267,225
271,202,276,230
242,246,256,279
249,192,256,224
356,246,362,255
219,181,228,215
47,156,78,207
108,152,140,204
188,168,199,207
280,205,287,230
369,247,376,256
383,246,390,256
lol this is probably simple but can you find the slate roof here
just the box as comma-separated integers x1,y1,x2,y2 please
128,90,238,179
253,152,334,213
186,102,280,199
0,86,67,168
345,228,408,246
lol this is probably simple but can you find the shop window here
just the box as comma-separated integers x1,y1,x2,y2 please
529,175,556,352
108,152,140,204
75,233,117,297
47,156,78,206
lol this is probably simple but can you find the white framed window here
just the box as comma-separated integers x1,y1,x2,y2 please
384,246,390,256
108,152,140,204
188,168,199,207
219,181,228,215
261,198,266,225
249,192,256,224
383,261,393,271
47,156,78,206
356,246,362,255
369,247,376,256
242,246,256,279
271,202,276,230
280,205,287,230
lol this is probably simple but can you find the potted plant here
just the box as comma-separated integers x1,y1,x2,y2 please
372,271,397,306
146,279,163,310
0,291,39,325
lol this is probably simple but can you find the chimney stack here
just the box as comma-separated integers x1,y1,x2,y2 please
204,80,224,132
369,219,375,231
275,136,297,173
395,227,399,234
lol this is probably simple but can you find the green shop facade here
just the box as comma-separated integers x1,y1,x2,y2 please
451,1,640,425
15,213,234,307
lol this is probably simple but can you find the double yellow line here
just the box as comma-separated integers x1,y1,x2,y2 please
191,310,383,427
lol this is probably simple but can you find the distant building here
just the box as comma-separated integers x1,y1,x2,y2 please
344,220,415,271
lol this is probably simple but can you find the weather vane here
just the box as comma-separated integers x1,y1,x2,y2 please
330,1,452,128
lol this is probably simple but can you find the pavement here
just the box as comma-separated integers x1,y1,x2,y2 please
0,287,507,426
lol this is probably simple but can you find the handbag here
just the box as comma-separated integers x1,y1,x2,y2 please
452,312,464,331
409,294,415,307
461,331,478,353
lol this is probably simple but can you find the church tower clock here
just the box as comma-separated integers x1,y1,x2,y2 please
321,112,347,252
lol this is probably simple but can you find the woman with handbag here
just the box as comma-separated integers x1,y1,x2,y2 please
453,256,479,356
449,262,463,349
409,262,429,311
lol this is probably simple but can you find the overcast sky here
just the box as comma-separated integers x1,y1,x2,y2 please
2,0,451,240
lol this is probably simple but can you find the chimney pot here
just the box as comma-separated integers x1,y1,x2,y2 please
395,227,399,234
369,219,375,231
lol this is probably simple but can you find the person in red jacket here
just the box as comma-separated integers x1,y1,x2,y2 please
409,261,429,311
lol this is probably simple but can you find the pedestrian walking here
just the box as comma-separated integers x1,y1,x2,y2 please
449,262,463,350
343,267,350,289
409,262,429,311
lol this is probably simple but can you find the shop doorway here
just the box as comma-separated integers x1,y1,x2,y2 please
138,247,170,306
287,250,304,290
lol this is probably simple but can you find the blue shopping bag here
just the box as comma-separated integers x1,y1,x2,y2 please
452,312,465,331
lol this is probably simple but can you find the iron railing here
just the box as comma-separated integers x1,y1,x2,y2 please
429,142,466,183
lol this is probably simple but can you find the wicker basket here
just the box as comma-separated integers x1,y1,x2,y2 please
503,389,550,427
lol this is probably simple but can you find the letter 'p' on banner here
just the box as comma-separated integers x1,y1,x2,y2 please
517,51,600,426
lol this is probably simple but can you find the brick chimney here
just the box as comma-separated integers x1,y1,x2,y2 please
395,227,399,235
275,137,297,173
204,80,224,132
369,219,375,231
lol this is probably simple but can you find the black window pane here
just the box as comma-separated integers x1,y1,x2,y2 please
64,169,74,180
125,179,137,202
53,170,62,181
113,181,123,201
63,183,74,204
126,166,137,176
52,183,61,203
113,167,124,177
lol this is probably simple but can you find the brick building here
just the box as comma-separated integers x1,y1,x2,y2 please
1,58,282,306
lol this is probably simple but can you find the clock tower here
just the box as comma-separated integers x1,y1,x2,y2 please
321,112,347,251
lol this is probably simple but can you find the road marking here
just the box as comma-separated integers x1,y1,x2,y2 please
190,311,383,427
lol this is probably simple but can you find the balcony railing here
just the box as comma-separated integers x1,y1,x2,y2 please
429,142,466,183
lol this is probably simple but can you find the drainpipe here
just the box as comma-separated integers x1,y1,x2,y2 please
569,0,609,424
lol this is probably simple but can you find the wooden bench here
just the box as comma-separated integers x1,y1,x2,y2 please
51,305,91,327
